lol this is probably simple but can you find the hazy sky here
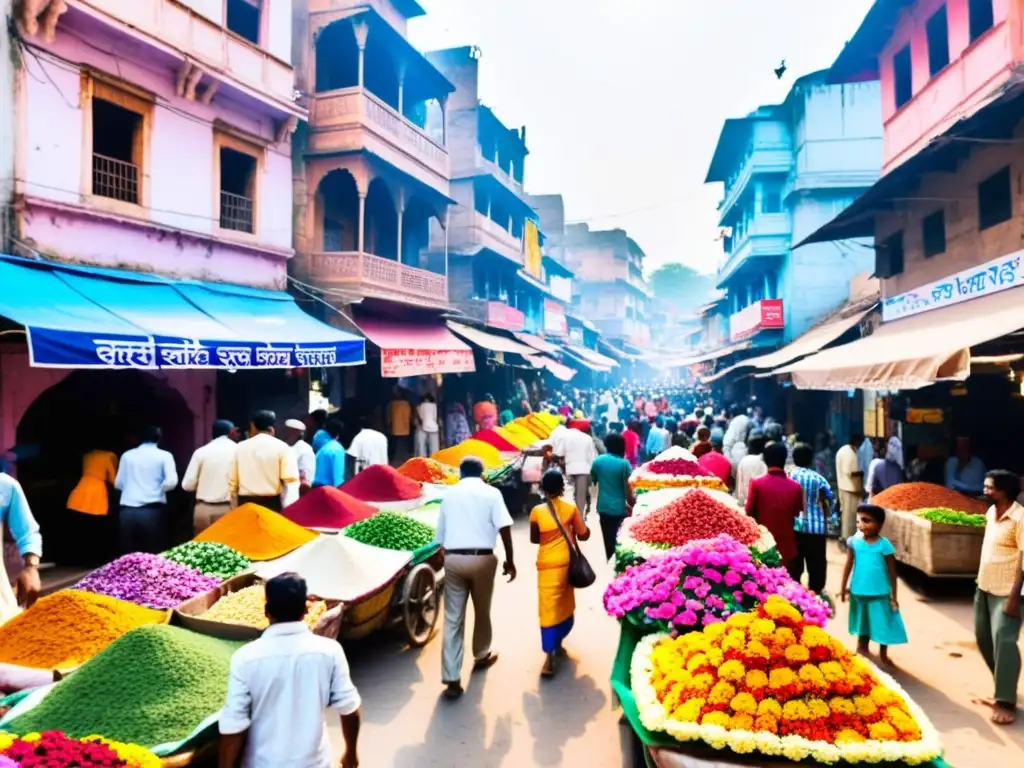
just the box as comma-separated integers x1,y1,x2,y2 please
410,0,873,275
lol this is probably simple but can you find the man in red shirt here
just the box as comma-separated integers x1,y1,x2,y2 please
698,442,732,490
745,441,803,565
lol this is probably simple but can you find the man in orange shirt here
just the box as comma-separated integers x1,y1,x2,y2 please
386,387,413,464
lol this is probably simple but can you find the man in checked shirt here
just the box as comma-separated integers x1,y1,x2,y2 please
788,443,836,596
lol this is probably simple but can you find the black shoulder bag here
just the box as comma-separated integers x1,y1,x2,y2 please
545,499,596,589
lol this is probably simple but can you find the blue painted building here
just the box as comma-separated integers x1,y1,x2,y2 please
705,71,882,351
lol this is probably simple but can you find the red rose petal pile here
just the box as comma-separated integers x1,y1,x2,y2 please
630,489,760,547
0,732,128,768
645,457,715,477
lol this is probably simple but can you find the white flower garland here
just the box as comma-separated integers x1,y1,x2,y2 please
630,634,944,765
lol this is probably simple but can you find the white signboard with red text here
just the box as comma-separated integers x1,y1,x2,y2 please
380,348,475,378
543,299,568,335
729,299,784,341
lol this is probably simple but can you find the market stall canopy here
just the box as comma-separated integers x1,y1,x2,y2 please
531,355,576,381
666,340,752,368
512,331,561,356
446,321,537,356
0,255,365,369
777,288,1024,390
701,306,875,384
563,344,619,372
352,316,474,377
599,339,637,362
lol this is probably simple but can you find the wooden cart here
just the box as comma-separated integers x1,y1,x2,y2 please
886,509,984,577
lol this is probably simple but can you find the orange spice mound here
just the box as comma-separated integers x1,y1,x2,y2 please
194,503,317,560
397,457,458,485
871,482,988,515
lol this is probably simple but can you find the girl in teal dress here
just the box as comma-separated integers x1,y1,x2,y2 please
839,504,907,665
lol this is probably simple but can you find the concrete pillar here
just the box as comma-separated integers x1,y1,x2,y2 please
397,61,408,116
357,192,366,253
763,273,771,299
746,282,753,306
396,190,405,264
441,95,449,146
352,21,369,88
754,181,764,214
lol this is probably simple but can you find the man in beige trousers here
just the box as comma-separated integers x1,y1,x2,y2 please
181,419,238,534
435,457,516,700
835,433,865,549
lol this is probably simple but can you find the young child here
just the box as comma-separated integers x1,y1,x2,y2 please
839,504,907,664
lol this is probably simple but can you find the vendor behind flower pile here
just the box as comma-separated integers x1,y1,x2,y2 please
0,472,42,623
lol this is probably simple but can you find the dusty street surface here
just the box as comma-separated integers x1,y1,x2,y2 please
333,524,1024,767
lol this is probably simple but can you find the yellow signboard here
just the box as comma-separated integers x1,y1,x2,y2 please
524,219,542,278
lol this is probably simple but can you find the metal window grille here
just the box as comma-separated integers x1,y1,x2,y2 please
92,153,139,204
220,191,254,233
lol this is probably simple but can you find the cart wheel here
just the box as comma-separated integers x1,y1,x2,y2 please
401,564,439,647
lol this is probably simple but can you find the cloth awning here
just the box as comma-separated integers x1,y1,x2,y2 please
352,316,474,378
667,341,752,368
446,321,537,356
777,287,1024,390
564,344,619,371
530,355,576,381
512,331,561,356
598,339,637,362
701,305,875,383
0,255,365,369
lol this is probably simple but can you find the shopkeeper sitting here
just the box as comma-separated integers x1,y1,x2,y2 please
0,471,42,624
945,436,987,496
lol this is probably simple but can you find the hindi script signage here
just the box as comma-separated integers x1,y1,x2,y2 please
380,348,475,378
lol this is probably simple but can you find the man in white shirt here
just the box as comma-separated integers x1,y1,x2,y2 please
548,421,568,470
723,407,752,468
835,433,865,548
559,423,597,517
219,573,361,768
414,393,441,458
347,417,389,474
115,425,178,554
436,457,516,700
735,432,768,506
181,419,237,535
284,419,316,493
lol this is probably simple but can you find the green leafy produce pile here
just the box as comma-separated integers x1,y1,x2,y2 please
484,461,516,485
5,625,242,747
343,511,436,552
162,541,251,580
918,507,987,527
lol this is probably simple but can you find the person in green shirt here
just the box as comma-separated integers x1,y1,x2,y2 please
590,432,636,561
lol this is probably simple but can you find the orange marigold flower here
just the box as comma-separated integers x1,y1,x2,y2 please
769,668,798,689
730,691,759,716
757,698,783,719
834,728,866,744
718,659,746,682
784,644,811,664
753,714,779,734
772,627,797,648
729,712,756,731
868,721,898,741
744,669,769,690
852,695,877,718
709,680,737,705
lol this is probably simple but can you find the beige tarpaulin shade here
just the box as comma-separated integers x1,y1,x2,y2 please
777,287,1024,390
666,341,752,369
446,321,538,356
702,306,875,384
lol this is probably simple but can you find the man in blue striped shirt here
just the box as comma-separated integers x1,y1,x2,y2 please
788,443,836,595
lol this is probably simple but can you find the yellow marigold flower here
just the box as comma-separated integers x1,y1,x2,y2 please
85,737,161,768
887,707,922,737
757,698,783,718
730,692,759,716
661,685,684,713
701,711,731,728
722,629,747,652
749,618,776,639
709,680,737,705
819,661,846,682
868,721,898,741
769,667,797,688
763,595,802,623
853,696,877,717
828,697,856,716
0,733,15,750
690,672,715,695
753,713,779,734
729,713,756,732
667,668,693,686
870,686,901,707
718,659,746,682
782,700,812,721
727,613,754,630
686,653,710,673
707,647,725,668
745,669,769,690
806,697,830,719
800,625,829,648
705,622,729,642
834,728,866,744
784,644,811,664
798,663,825,687
22,733,41,743
744,640,771,662
772,627,797,648
673,697,705,723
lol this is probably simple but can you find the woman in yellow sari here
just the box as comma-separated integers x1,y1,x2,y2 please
529,469,590,677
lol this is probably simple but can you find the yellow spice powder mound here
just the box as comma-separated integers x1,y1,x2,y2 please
0,589,167,669
199,584,327,630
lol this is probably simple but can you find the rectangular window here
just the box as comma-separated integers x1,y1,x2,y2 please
90,81,149,205
876,231,904,278
217,137,259,234
226,0,261,45
921,210,946,258
761,189,782,214
893,44,913,109
926,6,950,76
968,0,995,42
978,166,1012,230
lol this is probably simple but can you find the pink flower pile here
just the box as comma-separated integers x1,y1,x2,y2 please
602,535,830,632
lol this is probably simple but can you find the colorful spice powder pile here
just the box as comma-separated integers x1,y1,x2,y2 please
341,464,422,502
284,487,378,529
631,490,761,547
494,425,535,449
646,457,715,478
343,511,436,552
75,554,221,609
162,541,251,580
471,428,520,452
872,482,988,515
432,439,503,469
0,732,159,768
199,584,327,630
0,590,166,670
397,457,458,485
194,502,317,560
5,625,242,747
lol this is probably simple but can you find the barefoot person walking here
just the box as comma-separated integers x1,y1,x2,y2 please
972,470,1023,726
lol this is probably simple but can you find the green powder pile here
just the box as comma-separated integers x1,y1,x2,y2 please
6,624,242,747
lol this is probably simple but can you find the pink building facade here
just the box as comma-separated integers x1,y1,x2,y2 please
3,0,304,467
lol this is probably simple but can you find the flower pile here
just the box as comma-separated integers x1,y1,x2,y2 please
631,596,942,764
75,553,221,609
630,447,728,493
604,537,830,632
0,732,159,767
